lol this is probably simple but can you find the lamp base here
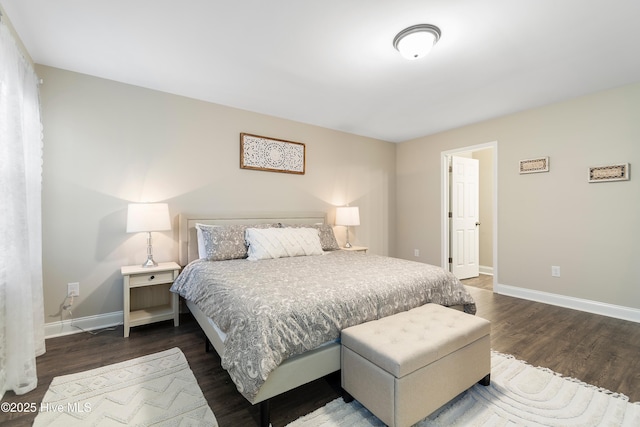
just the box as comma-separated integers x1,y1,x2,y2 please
344,226,353,248
141,232,159,267
141,257,158,268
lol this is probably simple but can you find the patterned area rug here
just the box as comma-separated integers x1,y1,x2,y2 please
288,352,640,427
33,347,217,426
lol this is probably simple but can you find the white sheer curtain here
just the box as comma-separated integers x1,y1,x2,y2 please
0,16,46,399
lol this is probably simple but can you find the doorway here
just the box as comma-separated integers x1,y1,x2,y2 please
441,142,497,289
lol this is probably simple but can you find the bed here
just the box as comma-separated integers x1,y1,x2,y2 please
171,212,476,426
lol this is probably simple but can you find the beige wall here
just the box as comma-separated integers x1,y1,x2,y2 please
397,82,640,310
33,64,640,324
37,65,396,324
474,148,494,271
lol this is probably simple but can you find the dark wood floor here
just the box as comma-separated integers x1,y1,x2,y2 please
2,275,639,426
461,273,494,290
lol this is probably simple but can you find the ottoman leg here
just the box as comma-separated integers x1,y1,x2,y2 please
478,374,491,386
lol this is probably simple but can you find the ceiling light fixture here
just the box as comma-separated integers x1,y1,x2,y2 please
393,24,441,60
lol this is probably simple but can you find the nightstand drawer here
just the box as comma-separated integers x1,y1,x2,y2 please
128,270,175,287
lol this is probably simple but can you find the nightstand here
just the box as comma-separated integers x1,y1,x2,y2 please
121,261,181,338
341,246,368,253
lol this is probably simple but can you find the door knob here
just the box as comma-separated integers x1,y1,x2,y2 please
475,222,481,226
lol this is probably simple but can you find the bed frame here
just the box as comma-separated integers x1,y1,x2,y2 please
178,212,342,427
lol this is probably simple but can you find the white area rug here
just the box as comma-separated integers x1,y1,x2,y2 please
288,352,640,427
34,347,217,426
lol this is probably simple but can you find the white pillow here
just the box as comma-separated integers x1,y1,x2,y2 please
246,227,324,261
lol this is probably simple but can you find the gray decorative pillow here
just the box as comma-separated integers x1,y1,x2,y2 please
196,223,278,261
281,223,340,251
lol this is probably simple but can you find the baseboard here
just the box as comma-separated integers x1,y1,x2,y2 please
45,311,123,339
494,283,640,324
479,265,494,276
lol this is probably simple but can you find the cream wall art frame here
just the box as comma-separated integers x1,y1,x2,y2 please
588,163,630,183
240,133,306,175
519,157,549,174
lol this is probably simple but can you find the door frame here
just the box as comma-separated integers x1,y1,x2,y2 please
441,141,498,288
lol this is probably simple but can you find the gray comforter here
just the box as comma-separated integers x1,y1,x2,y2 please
170,251,476,402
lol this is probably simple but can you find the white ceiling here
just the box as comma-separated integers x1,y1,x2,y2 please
2,0,640,143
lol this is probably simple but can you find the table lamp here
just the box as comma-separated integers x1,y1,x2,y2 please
126,203,171,267
335,206,360,248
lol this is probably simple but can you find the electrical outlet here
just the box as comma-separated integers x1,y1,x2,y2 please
551,266,561,277
67,282,80,297
414,249,420,257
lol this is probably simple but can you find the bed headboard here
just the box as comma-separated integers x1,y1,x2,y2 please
178,211,327,266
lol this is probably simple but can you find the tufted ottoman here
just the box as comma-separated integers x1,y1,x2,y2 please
341,303,491,427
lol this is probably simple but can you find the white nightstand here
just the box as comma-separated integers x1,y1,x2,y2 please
121,261,181,338
341,246,368,253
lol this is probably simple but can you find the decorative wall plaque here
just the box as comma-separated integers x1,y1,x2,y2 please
240,133,305,175
588,163,629,183
519,157,549,174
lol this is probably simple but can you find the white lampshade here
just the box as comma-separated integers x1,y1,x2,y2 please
335,206,360,227
126,203,171,233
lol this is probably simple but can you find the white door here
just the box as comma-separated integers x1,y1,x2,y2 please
451,156,480,279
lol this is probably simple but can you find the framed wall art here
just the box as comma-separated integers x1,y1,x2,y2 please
240,133,306,175
588,163,629,183
519,157,549,174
